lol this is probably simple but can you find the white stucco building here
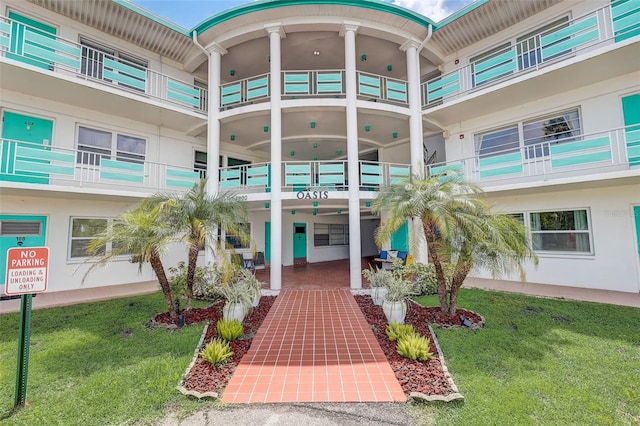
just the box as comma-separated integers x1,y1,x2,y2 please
1,0,638,306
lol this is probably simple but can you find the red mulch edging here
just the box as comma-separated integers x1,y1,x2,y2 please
155,295,480,400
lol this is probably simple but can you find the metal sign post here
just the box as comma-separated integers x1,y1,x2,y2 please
5,246,49,409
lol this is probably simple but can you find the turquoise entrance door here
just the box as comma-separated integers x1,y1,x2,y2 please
622,93,640,167
265,222,271,262
1,111,53,184
635,206,640,273
293,223,307,262
390,221,409,252
0,215,47,289
7,12,57,70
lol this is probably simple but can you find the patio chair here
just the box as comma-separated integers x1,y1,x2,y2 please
242,252,255,272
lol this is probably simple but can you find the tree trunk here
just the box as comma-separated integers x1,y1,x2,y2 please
447,263,471,316
185,235,199,310
150,252,176,319
423,219,449,313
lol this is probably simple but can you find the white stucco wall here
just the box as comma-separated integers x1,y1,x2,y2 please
473,183,640,293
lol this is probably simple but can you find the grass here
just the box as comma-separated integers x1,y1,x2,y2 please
0,292,212,426
1,288,639,425
410,289,640,425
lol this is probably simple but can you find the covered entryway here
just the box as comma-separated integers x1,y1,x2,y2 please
293,222,307,265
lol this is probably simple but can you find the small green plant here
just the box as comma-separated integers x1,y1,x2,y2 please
403,262,454,296
239,268,262,300
386,322,416,341
200,338,233,366
216,318,244,341
396,333,434,361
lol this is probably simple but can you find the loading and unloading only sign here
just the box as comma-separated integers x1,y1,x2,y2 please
4,247,49,295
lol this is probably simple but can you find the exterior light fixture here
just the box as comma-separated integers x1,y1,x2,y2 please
392,132,398,139
230,69,235,76
365,201,371,207
387,65,392,71
313,156,318,161
230,134,236,141
313,201,318,207
291,210,295,215
264,202,270,208
365,125,371,132
361,54,367,61
310,121,316,128
313,50,320,56
336,150,342,155
313,143,318,148
263,126,269,132
313,209,317,216
337,209,342,214
290,151,295,157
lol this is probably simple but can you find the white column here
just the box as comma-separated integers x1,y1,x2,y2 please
343,23,363,289
403,39,428,264
205,45,225,266
267,24,284,290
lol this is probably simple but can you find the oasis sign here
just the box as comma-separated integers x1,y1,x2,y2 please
296,190,329,200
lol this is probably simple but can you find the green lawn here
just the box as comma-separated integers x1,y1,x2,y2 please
411,289,640,425
1,289,639,425
0,293,210,426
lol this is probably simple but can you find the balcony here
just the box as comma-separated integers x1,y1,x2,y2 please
0,15,207,127
421,1,639,123
0,138,201,196
220,70,408,110
426,126,639,190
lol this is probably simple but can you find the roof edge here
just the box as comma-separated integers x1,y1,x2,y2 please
112,0,191,36
192,0,437,34
434,0,489,28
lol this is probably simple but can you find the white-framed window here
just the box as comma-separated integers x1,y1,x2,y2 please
194,150,207,178
475,108,582,159
471,17,569,87
76,126,146,165
530,209,591,253
314,223,349,247
69,217,121,259
80,37,147,92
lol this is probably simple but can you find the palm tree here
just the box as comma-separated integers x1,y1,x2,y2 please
84,202,178,319
373,170,537,315
145,179,251,310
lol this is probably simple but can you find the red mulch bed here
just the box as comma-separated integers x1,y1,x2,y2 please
154,295,480,398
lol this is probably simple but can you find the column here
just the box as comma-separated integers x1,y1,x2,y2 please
402,39,428,264
267,24,285,290
205,45,226,266
342,23,363,289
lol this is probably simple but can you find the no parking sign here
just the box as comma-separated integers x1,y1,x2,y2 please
4,247,49,295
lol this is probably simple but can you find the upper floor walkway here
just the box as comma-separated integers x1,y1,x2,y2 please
1,1,637,120
2,125,637,197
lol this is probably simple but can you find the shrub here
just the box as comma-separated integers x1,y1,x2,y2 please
200,338,233,366
168,261,218,301
361,266,392,288
396,334,434,361
403,262,454,296
386,322,416,341
216,319,243,341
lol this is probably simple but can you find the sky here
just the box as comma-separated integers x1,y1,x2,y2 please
130,0,475,30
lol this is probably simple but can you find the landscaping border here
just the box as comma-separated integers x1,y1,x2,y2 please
176,321,218,399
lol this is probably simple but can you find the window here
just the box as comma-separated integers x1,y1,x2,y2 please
475,125,520,158
222,223,251,249
194,150,207,178
80,38,147,92
77,126,146,165
314,223,349,246
523,109,581,158
475,108,581,159
530,210,591,253
69,218,108,258
516,18,569,71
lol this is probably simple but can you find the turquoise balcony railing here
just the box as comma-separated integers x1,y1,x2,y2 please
357,71,408,105
0,15,208,113
425,127,635,185
421,0,639,108
0,138,201,192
